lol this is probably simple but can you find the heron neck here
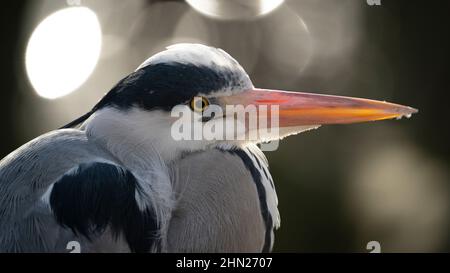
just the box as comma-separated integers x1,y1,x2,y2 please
83,107,180,164
83,107,176,251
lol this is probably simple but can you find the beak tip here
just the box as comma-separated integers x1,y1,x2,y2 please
394,105,418,120
404,105,419,115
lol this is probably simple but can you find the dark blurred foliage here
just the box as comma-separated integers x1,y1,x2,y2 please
1,2,28,149
0,0,449,252
268,0,450,252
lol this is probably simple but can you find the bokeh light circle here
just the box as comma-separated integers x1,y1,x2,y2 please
25,7,102,99
186,0,285,20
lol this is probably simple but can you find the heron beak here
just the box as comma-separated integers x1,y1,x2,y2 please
221,88,418,128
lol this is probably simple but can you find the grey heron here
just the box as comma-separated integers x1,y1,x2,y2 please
0,44,417,252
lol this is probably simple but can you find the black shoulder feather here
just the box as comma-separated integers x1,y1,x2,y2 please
49,162,159,252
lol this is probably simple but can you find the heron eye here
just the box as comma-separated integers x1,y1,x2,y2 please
190,96,210,112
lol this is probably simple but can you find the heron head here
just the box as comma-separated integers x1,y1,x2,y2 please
83,44,417,160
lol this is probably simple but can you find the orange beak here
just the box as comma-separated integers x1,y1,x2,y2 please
220,88,418,128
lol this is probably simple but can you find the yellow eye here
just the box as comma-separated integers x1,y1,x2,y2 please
190,96,210,112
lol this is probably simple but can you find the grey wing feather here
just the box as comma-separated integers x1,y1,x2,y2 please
0,129,155,252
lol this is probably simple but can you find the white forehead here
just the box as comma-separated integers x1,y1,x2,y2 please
137,43,243,71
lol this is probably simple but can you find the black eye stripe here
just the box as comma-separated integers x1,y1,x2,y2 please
91,62,251,114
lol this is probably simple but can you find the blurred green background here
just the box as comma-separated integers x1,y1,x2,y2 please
1,0,449,252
